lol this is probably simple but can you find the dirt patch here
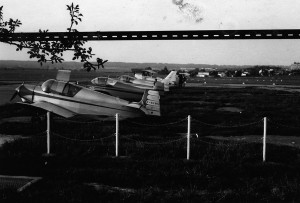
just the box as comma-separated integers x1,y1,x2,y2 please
0,134,26,147
207,135,300,149
259,86,300,93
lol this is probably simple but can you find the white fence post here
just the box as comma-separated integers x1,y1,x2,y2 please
263,117,267,162
187,115,191,160
47,111,51,155
115,113,119,157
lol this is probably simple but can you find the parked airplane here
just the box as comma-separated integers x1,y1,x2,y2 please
90,71,178,99
88,71,178,101
10,70,161,119
118,75,167,91
134,70,161,81
89,77,153,102
134,70,179,87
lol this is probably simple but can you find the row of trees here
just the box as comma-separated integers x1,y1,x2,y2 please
138,65,291,78
178,66,295,77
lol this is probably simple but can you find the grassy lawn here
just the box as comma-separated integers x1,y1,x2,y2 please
1,83,300,202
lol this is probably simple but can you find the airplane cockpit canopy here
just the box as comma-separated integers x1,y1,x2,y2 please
107,78,117,86
91,77,108,86
41,79,81,97
118,75,135,83
91,77,117,86
142,70,156,77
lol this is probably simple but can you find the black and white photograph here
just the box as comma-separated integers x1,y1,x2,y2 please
1,0,300,202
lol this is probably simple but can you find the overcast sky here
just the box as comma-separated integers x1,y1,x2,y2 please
1,0,300,65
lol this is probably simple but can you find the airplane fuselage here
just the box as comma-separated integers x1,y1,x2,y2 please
19,81,145,118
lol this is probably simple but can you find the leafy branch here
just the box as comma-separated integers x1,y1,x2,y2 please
0,6,22,33
0,3,107,71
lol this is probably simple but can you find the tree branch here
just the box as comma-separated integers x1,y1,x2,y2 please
0,3,106,71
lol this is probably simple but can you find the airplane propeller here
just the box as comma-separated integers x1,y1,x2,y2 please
10,91,18,102
10,84,23,102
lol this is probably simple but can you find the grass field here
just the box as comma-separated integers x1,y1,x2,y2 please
1,69,300,202
0,68,131,83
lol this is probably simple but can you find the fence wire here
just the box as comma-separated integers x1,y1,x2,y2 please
53,117,105,124
23,116,300,151
13,130,48,137
31,130,48,137
191,118,263,128
52,132,115,142
122,117,188,127
123,136,186,145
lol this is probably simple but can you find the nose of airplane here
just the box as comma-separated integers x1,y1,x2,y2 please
10,83,35,103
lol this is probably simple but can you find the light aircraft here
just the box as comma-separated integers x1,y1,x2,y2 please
88,71,178,101
10,70,161,119
89,77,154,102
134,70,161,81
118,75,167,91
134,70,179,87
91,71,178,96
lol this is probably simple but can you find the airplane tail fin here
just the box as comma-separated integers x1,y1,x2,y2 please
161,71,178,86
140,90,161,116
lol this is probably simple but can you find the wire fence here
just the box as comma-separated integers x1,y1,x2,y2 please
192,118,263,128
123,136,186,145
52,132,115,142
122,117,187,127
6,114,300,161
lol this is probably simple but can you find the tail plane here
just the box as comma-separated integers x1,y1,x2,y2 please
161,71,178,86
140,90,161,116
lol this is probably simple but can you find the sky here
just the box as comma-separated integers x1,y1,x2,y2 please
1,0,300,65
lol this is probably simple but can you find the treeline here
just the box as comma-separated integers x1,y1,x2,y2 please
178,65,290,77
0,60,276,71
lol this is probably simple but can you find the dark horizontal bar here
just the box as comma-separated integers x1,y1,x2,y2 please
1,29,300,41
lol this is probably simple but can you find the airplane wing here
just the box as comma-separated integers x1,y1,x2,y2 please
17,101,76,118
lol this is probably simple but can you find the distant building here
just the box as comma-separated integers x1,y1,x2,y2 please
218,72,226,77
290,62,300,70
180,67,197,72
197,72,210,77
241,72,250,77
